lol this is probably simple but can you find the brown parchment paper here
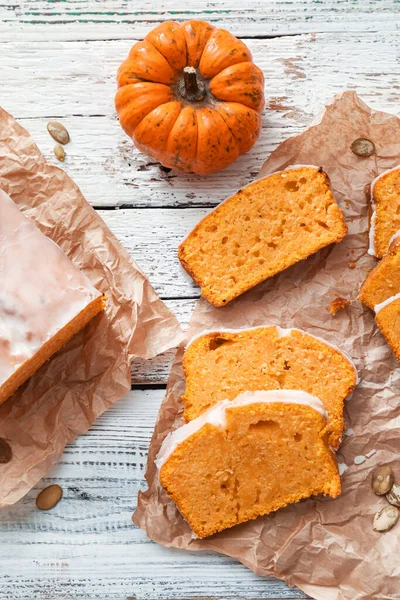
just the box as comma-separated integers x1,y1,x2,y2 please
134,92,400,600
0,107,183,506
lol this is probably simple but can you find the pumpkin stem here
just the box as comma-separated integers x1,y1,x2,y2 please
182,66,206,101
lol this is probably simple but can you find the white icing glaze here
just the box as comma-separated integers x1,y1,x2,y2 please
186,325,359,384
0,189,102,386
374,292,400,314
388,230,400,249
275,326,293,338
155,389,327,470
338,462,348,475
368,166,400,257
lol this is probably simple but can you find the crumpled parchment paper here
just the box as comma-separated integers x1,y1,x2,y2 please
134,92,400,600
0,107,183,506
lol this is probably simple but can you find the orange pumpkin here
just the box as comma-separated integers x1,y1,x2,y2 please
115,20,264,175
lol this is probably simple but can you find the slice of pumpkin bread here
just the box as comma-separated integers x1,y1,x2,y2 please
369,166,400,258
182,326,357,449
178,166,347,306
157,390,341,538
359,241,400,310
375,294,400,362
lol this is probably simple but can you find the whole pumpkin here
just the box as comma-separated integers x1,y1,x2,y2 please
115,20,264,175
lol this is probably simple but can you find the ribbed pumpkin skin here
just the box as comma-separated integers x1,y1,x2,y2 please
115,20,264,175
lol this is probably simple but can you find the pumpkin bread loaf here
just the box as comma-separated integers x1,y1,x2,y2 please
375,294,400,362
182,326,357,449
157,390,341,538
359,240,400,310
178,166,347,306
369,166,400,258
0,189,106,405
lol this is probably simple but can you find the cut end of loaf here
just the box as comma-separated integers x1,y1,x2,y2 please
181,326,357,449
370,166,400,258
359,244,400,310
0,295,106,406
178,166,347,307
160,399,340,538
375,297,400,363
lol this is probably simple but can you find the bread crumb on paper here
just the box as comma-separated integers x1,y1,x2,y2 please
329,297,351,316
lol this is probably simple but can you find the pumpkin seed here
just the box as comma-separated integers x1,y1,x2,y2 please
386,483,400,507
373,505,399,532
54,143,65,162
371,465,394,495
47,121,70,145
36,484,63,510
0,438,12,464
350,137,375,157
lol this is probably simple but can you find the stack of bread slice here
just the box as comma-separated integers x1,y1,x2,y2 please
157,326,358,538
360,166,400,361
178,166,347,307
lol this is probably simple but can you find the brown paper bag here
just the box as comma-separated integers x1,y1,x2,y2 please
134,92,400,600
0,107,183,506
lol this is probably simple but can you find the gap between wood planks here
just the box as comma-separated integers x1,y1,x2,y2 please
6,32,398,211
1,0,398,42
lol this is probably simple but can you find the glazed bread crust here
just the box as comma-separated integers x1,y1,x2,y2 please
0,296,105,405
376,297,400,363
0,189,106,405
359,243,400,310
160,400,340,538
182,326,357,449
370,167,400,258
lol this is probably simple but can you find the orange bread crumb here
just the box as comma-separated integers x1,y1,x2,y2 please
182,326,357,449
359,243,400,310
329,297,351,315
369,166,400,258
375,296,400,362
178,166,347,307
159,392,341,538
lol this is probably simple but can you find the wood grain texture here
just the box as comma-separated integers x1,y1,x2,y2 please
99,208,207,298
0,390,307,600
131,298,194,385
1,2,396,598
15,116,299,209
0,0,399,40
2,32,398,208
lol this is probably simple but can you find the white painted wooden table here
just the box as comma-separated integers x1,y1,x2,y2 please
1,1,399,598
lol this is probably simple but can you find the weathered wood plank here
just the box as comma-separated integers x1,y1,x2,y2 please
131,298,195,385
0,389,306,600
3,34,398,119
0,4,395,599
98,207,202,382
0,0,398,40
15,116,300,209
98,207,207,298
2,32,398,207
